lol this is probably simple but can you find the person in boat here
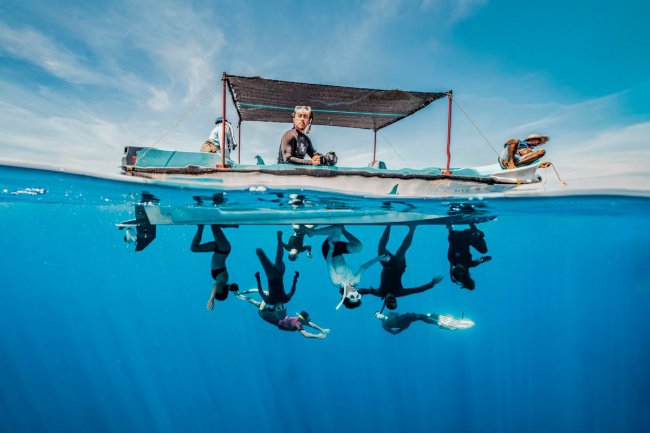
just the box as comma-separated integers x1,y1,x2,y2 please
499,134,549,169
278,105,322,166
235,289,329,338
308,225,388,309
190,225,239,309
357,225,443,310
375,311,475,335
201,116,237,159
447,223,491,291
282,224,313,261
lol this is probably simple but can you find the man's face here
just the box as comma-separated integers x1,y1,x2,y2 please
293,111,310,131
528,138,542,147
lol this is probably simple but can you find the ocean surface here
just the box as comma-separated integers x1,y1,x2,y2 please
1,164,649,433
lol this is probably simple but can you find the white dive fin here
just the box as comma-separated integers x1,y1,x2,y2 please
437,315,475,331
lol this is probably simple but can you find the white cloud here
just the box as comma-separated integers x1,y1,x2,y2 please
0,21,105,85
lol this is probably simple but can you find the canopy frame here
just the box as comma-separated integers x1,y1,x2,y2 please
218,72,453,172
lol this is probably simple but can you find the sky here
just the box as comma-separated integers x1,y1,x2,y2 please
0,0,648,191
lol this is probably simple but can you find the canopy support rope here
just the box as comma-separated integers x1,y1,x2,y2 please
377,130,407,165
452,97,501,157
150,83,214,148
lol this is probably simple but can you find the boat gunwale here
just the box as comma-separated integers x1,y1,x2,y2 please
121,165,501,184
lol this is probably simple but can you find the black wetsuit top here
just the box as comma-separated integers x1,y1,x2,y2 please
448,229,483,268
278,129,317,165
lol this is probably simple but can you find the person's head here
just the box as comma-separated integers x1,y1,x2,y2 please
214,116,223,125
213,282,229,301
450,265,475,290
293,106,313,132
288,249,299,261
525,134,549,147
384,294,398,310
341,284,362,309
228,283,239,293
296,311,311,323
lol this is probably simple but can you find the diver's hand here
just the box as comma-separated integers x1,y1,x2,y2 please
378,254,391,263
431,275,444,286
311,155,322,165
315,333,327,339
294,271,300,280
206,298,214,311
480,256,492,263
255,271,261,280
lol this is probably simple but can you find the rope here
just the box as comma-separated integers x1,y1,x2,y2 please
150,83,215,148
452,98,501,157
377,130,407,165
539,162,568,186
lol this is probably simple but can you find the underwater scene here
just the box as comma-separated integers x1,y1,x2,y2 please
1,164,649,433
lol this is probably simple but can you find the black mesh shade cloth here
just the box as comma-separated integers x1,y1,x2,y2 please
225,74,449,130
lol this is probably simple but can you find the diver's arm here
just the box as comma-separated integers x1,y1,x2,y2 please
306,321,330,334
354,255,388,280
282,242,291,252
287,271,299,300
401,275,444,294
206,285,217,311
386,327,404,335
255,272,269,303
299,329,327,339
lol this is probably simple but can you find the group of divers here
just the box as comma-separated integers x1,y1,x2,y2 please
190,222,491,339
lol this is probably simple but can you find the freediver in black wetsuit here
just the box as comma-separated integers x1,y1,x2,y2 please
357,225,443,310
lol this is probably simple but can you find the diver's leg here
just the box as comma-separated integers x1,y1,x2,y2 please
516,149,546,166
274,231,285,268
256,248,274,277
419,313,439,325
341,226,362,253
395,225,415,258
378,225,390,255
211,225,231,252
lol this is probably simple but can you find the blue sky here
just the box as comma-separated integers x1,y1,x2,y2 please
1,0,648,190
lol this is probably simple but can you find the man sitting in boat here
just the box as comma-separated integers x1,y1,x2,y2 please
201,117,237,159
278,106,322,165
499,134,549,169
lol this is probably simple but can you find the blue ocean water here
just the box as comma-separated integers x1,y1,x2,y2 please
1,165,649,433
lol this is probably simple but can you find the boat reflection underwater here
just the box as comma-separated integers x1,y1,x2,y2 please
118,191,495,337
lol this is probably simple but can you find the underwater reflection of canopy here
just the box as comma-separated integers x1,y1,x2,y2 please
219,72,453,171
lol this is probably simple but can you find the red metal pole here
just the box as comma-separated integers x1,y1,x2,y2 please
219,74,229,168
237,119,241,164
372,129,377,164
444,91,452,175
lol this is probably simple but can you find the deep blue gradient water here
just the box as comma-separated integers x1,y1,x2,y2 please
1,165,649,433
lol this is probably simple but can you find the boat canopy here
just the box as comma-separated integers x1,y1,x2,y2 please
225,73,449,130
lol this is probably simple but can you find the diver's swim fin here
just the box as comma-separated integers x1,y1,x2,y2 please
437,315,475,331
